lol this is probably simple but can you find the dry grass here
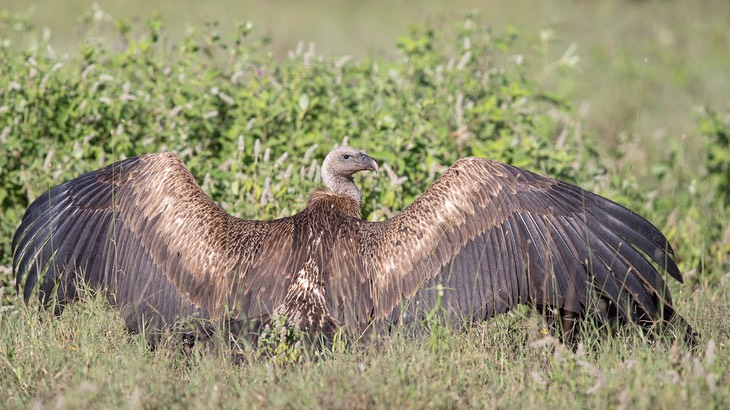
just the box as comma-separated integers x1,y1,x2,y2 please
1,282,728,409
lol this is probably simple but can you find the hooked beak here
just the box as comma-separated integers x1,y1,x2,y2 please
360,153,379,173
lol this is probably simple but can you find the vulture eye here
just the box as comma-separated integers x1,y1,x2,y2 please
343,154,351,160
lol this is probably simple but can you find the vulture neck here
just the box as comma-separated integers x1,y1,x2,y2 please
322,168,362,206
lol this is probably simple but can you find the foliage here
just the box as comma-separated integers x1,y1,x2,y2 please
255,314,308,366
698,107,730,209
0,11,593,293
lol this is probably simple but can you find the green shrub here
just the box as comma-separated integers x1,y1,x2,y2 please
698,107,730,209
0,12,594,297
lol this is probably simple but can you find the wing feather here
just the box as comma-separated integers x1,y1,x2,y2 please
585,205,681,282
361,158,683,331
41,211,94,303
582,213,663,302
486,228,507,312
12,153,295,332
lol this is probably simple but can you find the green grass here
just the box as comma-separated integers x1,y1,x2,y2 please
1,284,728,408
1,2,729,408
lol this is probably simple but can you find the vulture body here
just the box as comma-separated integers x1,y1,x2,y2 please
12,147,694,344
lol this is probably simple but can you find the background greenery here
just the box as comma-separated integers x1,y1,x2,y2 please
0,1,729,408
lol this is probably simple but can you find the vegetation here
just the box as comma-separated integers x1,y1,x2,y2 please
2,289,729,408
1,4,729,408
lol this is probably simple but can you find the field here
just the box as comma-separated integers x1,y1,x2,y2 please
1,1,729,408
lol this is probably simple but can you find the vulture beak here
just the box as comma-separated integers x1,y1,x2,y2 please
360,153,379,173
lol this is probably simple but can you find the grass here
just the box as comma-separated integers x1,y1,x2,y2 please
1,283,728,408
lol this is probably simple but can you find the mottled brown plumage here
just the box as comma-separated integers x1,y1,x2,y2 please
12,146,694,344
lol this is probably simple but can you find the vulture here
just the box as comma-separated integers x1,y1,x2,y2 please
12,146,695,345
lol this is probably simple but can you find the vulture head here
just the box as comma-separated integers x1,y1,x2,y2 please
321,146,379,203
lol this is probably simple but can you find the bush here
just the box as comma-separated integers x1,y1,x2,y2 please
698,107,730,209
0,11,594,297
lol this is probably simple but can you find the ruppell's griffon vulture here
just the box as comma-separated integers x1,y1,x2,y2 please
12,147,695,344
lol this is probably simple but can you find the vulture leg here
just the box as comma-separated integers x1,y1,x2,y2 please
560,308,578,347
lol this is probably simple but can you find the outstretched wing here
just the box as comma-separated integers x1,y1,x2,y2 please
12,153,295,332
360,157,682,330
